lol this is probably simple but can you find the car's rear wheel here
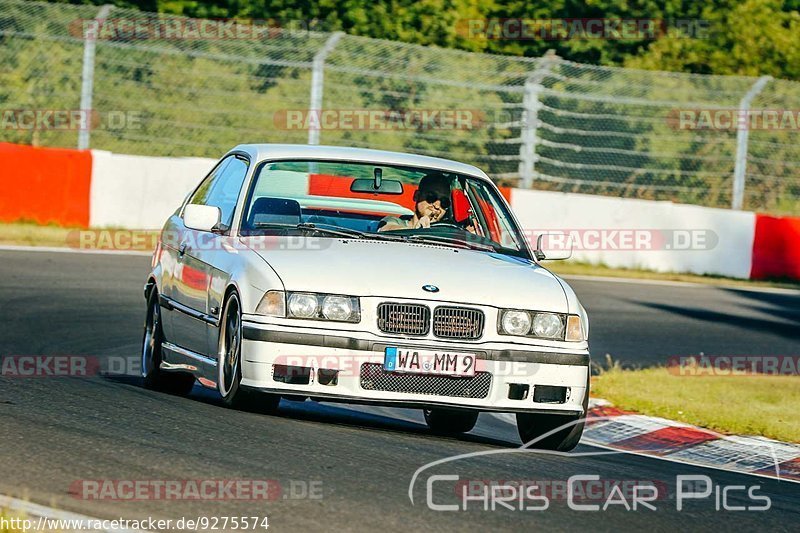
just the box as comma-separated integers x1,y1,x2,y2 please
141,288,195,396
218,292,280,414
516,375,590,451
423,408,479,434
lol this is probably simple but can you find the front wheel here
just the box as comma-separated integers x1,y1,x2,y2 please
516,412,585,451
218,292,280,414
423,408,479,434
141,288,195,396
516,374,590,451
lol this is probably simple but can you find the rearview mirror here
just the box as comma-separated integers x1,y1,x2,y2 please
534,232,573,261
350,178,403,195
183,204,221,232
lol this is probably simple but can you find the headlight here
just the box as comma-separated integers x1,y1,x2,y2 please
274,292,360,322
288,293,319,318
532,312,563,338
322,295,355,321
499,309,580,341
500,310,531,336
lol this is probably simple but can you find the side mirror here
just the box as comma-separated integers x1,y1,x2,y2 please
534,232,573,261
183,204,221,232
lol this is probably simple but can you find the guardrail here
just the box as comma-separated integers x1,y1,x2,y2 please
2,142,798,280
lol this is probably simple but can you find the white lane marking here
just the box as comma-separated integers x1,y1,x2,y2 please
667,435,800,470
488,410,800,484
579,415,685,445
0,245,151,257
0,494,146,532
562,273,800,295
580,439,800,486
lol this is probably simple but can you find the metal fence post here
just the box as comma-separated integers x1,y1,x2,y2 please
732,75,771,209
77,4,112,150
518,50,558,189
308,32,344,145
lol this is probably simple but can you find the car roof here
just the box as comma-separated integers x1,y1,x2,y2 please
229,144,491,181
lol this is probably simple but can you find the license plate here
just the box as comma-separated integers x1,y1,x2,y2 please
383,347,476,377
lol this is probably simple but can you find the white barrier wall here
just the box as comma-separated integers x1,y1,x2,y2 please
510,189,756,279
87,150,756,279
89,151,216,228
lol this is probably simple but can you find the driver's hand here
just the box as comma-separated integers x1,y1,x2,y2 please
415,215,431,229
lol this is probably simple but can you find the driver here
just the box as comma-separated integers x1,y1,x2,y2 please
378,174,451,231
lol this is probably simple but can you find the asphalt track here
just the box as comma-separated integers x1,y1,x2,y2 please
1,249,798,531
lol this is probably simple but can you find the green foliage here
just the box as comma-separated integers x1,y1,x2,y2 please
52,0,800,80
5,0,799,213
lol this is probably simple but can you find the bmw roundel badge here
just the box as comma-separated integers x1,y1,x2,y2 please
422,284,439,293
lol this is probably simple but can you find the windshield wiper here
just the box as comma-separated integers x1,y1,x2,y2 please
406,234,497,252
251,222,412,242
250,222,495,250
251,222,369,239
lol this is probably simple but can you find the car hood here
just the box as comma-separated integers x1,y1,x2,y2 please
241,237,568,312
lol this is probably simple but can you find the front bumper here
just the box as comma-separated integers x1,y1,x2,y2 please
241,321,589,414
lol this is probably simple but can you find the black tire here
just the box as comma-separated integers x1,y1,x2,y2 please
141,288,195,396
423,408,479,434
516,375,590,451
218,292,280,414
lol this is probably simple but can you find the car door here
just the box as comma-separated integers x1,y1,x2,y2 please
159,160,229,346
169,155,249,356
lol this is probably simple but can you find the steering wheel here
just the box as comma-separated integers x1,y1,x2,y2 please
428,222,466,230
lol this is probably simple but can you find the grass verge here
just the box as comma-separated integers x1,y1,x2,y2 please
0,222,75,248
592,362,800,443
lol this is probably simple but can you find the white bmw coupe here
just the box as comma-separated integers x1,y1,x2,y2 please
142,144,590,449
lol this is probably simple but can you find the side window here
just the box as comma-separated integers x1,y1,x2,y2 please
188,155,249,229
466,181,522,250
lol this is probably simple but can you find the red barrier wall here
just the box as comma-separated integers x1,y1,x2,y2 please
0,142,92,227
750,214,800,279
309,174,417,211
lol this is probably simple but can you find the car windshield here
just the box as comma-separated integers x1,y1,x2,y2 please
240,160,527,257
